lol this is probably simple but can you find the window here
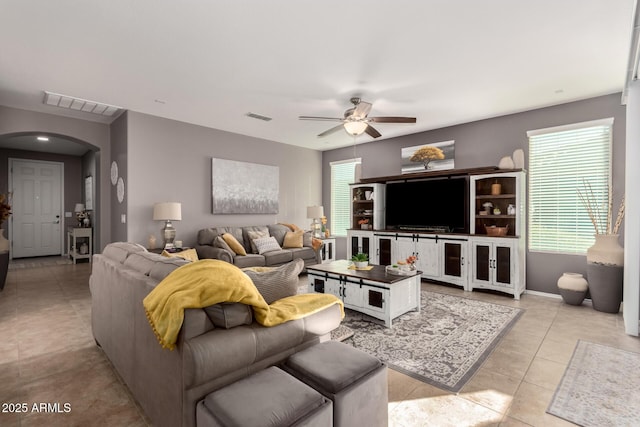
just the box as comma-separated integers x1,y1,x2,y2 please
330,158,361,237
527,118,612,254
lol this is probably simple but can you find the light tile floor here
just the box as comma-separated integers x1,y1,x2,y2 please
0,258,638,426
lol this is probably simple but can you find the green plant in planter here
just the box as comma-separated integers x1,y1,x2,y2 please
351,252,368,262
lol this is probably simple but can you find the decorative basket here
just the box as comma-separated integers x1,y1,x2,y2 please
485,225,509,237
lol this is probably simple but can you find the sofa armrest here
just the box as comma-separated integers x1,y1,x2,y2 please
195,245,233,263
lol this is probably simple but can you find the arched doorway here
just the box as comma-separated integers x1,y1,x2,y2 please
0,132,100,260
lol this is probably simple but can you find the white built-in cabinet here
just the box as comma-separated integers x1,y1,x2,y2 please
346,169,526,299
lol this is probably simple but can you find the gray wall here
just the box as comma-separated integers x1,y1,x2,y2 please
0,106,111,251
110,112,128,243
322,93,626,294
124,111,322,248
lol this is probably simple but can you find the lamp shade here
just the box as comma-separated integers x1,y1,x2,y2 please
74,203,85,212
344,121,368,136
307,205,324,219
153,202,182,221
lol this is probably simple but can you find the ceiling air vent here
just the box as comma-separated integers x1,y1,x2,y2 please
43,91,123,117
245,112,272,122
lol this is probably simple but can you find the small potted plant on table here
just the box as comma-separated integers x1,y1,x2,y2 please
351,252,369,269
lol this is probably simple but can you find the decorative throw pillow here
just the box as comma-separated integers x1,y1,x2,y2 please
203,303,253,329
222,233,247,256
253,236,282,255
243,259,304,304
247,230,270,253
161,248,199,262
213,235,235,255
283,230,304,248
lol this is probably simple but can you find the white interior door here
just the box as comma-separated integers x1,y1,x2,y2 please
10,159,63,258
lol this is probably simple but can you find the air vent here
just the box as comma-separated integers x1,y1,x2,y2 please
43,91,123,117
245,112,272,122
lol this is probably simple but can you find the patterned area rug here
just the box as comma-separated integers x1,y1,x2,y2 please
547,340,640,426
336,290,523,392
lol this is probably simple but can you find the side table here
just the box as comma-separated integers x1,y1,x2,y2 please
67,227,92,264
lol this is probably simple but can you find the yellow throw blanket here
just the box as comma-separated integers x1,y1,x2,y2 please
143,259,344,350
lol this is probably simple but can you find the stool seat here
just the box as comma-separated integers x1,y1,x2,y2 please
284,341,388,427
196,366,332,427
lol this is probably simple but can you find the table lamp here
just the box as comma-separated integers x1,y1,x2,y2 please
307,205,324,238
74,203,86,227
153,202,182,249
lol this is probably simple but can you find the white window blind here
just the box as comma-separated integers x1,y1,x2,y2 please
527,118,612,254
331,158,360,237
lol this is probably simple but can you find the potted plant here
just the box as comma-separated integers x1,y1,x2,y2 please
351,252,369,269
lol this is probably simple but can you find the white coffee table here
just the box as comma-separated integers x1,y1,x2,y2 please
306,260,421,327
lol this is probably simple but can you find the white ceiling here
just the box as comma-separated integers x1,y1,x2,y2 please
0,0,636,154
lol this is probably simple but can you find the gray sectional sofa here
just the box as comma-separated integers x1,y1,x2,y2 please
195,224,320,268
89,242,343,427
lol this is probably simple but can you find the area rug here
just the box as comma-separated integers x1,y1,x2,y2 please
337,290,523,392
547,340,640,426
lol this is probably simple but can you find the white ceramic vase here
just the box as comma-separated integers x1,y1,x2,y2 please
587,234,624,313
0,228,9,253
586,234,624,266
557,272,588,305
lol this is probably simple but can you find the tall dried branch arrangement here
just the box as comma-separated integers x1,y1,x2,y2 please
577,180,625,235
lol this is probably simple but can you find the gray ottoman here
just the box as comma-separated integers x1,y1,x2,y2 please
196,366,333,427
284,341,388,427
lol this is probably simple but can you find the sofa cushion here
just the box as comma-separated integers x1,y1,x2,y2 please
234,254,265,268
203,303,253,329
162,248,199,262
283,230,304,248
243,259,304,304
253,236,281,255
268,223,292,247
290,247,317,261
149,258,190,281
222,233,247,256
213,235,235,254
124,252,162,275
103,242,147,264
242,226,269,251
246,229,270,253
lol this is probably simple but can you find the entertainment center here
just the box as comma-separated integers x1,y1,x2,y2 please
347,166,526,299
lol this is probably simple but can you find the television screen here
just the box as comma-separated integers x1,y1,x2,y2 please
385,177,469,232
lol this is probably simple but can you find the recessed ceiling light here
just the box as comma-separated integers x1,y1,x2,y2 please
37,136,49,142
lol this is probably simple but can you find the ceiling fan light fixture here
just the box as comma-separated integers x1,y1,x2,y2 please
344,121,368,136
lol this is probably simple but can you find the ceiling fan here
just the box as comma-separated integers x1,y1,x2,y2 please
299,97,416,138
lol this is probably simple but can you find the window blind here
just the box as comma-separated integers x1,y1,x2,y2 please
527,119,612,254
330,158,360,237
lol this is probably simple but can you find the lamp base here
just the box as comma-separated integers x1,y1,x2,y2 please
310,219,322,239
162,220,176,249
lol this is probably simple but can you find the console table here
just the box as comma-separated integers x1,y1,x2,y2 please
67,227,92,264
306,260,421,327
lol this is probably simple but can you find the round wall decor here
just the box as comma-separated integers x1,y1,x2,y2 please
110,161,119,186
116,177,125,203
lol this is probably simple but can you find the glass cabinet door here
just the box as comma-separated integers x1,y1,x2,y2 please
474,244,491,282
443,242,462,278
495,245,512,284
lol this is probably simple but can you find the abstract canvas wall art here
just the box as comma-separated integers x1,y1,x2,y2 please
211,158,279,214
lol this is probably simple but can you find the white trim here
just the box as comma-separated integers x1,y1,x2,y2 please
526,117,614,137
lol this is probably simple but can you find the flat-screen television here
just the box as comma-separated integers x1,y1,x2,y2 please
385,177,469,233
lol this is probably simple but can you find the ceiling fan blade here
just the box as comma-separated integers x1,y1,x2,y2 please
299,116,344,122
365,125,382,138
369,116,416,123
353,101,372,119
318,124,345,137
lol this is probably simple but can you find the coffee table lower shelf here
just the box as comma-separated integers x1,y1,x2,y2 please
306,260,421,328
